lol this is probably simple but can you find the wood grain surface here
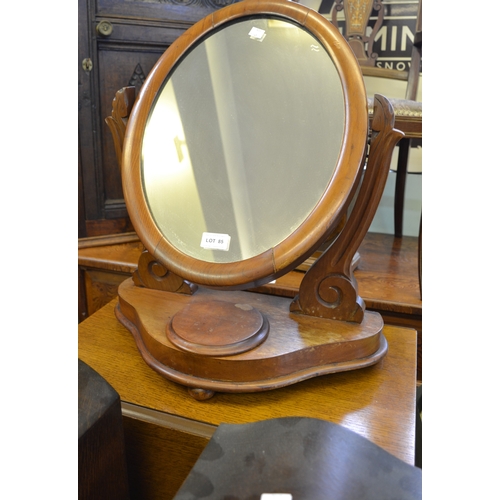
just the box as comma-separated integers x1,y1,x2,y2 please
78,300,417,464
120,0,369,290
79,232,422,380
78,232,421,317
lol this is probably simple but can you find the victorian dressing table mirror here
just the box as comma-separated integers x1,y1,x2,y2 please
114,0,403,400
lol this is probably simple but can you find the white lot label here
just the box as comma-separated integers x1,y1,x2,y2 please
200,232,231,251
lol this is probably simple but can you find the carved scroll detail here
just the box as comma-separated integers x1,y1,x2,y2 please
104,86,136,170
316,274,365,322
133,250,198,295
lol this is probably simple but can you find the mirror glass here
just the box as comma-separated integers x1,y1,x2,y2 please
141,16,346,264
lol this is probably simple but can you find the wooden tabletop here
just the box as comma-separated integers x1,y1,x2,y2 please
78,299,417,465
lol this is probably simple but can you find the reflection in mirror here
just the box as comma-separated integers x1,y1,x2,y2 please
142,17,346,263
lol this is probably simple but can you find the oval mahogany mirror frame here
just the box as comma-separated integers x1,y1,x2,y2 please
122,0,368,289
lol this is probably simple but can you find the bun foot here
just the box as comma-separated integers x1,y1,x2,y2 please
188,388,215,401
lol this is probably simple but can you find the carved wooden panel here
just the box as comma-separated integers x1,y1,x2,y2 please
79,0,242,237
97,0,241,23
83,269,130,316
98,48,168,210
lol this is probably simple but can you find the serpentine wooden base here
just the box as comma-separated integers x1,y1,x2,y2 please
115,278,387,400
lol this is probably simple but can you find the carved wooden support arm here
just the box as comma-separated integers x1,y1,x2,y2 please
290,94,404,323
133,250,198,295
104,86,136,170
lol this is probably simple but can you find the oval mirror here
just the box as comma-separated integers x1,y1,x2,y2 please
122,0,368,289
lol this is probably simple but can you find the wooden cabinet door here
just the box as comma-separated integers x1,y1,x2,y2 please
78,0,240,237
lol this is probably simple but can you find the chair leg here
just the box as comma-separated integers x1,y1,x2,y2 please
394,138,411,237
418,213,422,300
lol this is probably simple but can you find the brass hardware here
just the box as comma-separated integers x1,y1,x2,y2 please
96,20,113,37
82,58,93,72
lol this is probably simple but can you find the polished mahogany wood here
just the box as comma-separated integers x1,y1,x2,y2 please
263,232,422,380
112,0,404,396
78,231,421,379
132,250,197,295
116,278,386,398
167,299,269,356
78,232,421,379
256,234,421,318
121,0,369,290
78,233,420,320
290,94,402,322
78,302,417,481
78,302,417,500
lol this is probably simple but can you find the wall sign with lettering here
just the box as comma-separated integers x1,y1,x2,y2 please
301,0,420,73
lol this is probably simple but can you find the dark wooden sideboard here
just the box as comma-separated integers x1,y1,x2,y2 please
78,0,238,237
78,231,422,380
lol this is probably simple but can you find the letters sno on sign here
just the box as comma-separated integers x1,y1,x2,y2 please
302,0,420,73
